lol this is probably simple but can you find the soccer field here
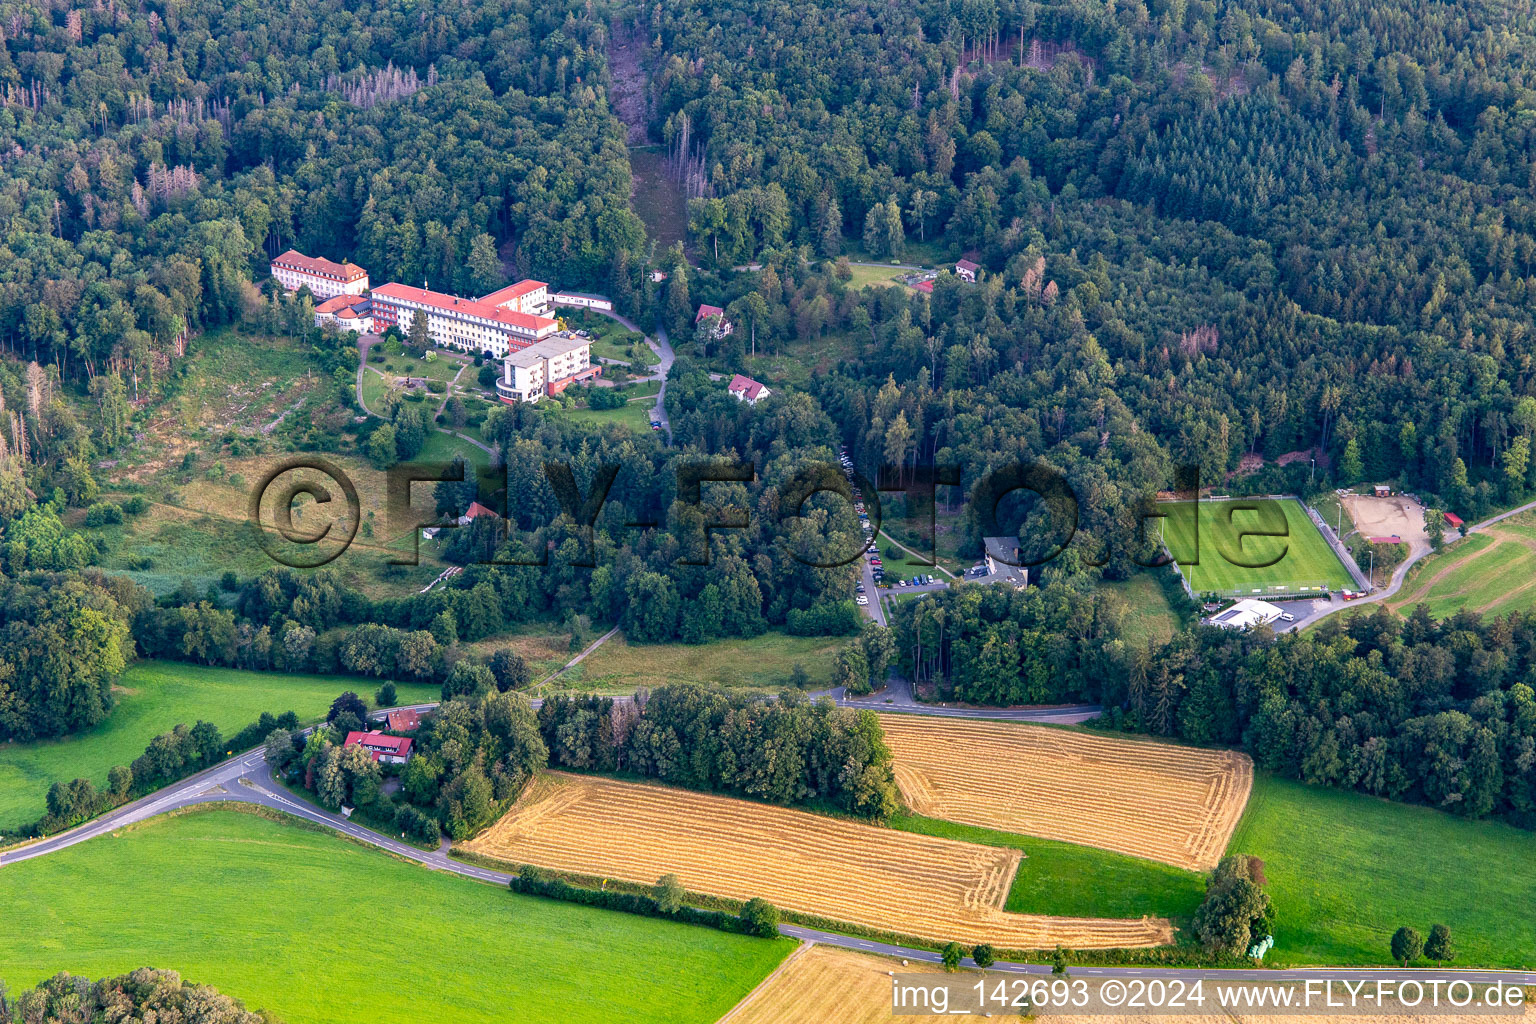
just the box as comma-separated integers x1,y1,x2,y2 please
1158,498,1356,598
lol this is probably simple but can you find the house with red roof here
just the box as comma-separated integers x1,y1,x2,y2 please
313,294,373,333
344,730,413,764
914,279,934,294
696,303,734,338
727,374,771,406
386,708,423,732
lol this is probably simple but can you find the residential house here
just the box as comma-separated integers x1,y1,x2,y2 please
343,730,413,764
385,708,423,732
727,373,771,405
954,258,981,283
695,304,734,338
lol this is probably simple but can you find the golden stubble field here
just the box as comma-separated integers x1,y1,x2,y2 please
720,944,1023,1024
880,715,1253,871
463,773,1173,950
720,946,1532,1024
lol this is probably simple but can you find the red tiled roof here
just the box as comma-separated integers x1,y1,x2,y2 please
272,249,367,282
727,373,768,401
371,282,557,333
479,280,548,306
386,708,422,732
955,259,981,272
696,304,725,323
915,280,934,293
463,501,500,520
1368,535,1402,544
344,731,413,760
1443,512,1464,527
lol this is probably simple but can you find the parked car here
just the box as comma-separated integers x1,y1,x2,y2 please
855,584,865,594
1279,612,1296,622
856,596,869,606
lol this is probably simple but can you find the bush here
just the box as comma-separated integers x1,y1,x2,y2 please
740,897,780,937
121,496,150,515
84,501,124,527
395,803,440,844
508,869,768,937
427,380,447,394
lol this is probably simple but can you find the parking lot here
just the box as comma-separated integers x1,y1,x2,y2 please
839,447,951,624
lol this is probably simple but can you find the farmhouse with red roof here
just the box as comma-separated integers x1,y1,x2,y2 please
343,731,413,765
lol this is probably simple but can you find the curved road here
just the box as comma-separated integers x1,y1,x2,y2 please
588,307,673,444
1281,496,1536,633
5,700,1533,987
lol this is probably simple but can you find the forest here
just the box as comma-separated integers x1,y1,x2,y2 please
1,0,1535,841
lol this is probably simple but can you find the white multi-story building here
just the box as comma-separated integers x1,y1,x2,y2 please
478,280,551,317
369,282,559,358
496,336,599,403
270,250,369,299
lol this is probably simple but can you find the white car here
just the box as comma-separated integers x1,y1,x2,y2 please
856,596,869,606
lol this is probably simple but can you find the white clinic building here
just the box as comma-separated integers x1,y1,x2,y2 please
496,337,599,403
269,250,369,300
369,282,560,358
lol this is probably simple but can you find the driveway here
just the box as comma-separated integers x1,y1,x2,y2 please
591,309,673,445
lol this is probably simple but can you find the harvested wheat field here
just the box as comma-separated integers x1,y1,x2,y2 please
880,715,1253,871
465,773,1172,949
720,944,1023,1024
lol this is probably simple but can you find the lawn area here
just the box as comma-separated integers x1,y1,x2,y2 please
841,263,910,290
0,808,792,1024
417,428,493,471
1227,773,1536,967
560,632,844,693
0,662,437,833
1098,569,1189,646
1386,514,1536,618
552,400,656,434
1161,497,1356,598
891,813,1205,923
874,531,962,578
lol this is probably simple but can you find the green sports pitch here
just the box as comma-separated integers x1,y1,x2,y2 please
1157,497,1357,598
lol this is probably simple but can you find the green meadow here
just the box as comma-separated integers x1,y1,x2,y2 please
0,662,437,833
1228,773,1536,967
0,808,791,1024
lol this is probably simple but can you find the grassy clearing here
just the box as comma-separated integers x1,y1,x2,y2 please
840,264,910,290
629,146,688,251
416,428,493,471
1161,497,1355,597
560,632,843,693
0,662,436,833
553,399,655,434
1387,514,1536,618
1227,773,1536,967
0,808,792,1024
891,813,1205,923
1098,570,1190,646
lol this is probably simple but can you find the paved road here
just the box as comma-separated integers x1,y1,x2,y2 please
8,700,1534,985
1282,496,1536,633
10,744,1530,986
591,308,673,444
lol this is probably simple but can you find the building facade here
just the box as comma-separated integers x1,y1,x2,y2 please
313,294,372,332
496,337,599,403
478,280,551,317
370,283,559,358
270,250,369,299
